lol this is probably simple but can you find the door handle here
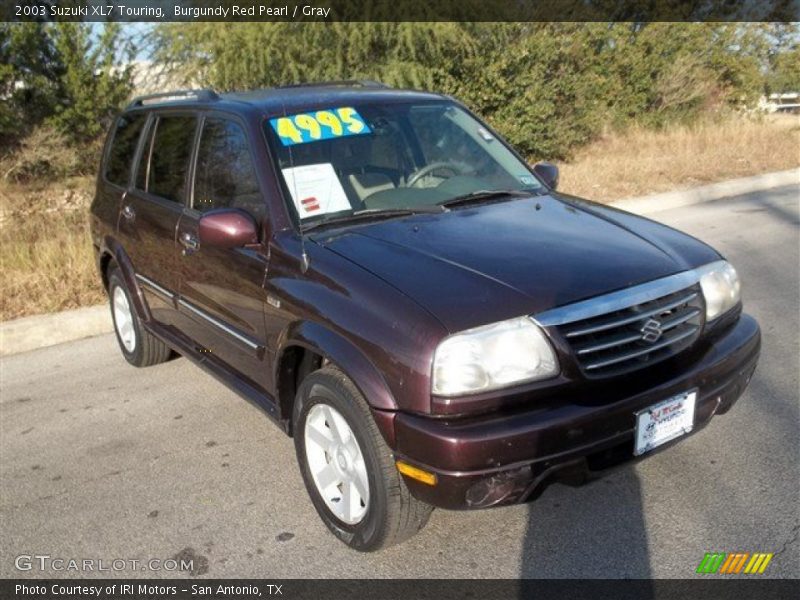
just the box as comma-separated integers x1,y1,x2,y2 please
121,204,135,221
180,232,199,254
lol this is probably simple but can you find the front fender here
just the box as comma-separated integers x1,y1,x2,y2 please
276,320,398,413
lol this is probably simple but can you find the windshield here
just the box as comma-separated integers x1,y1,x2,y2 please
264,101,544,228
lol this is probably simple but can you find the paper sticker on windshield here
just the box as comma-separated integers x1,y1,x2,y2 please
281,163,351,218
519,175,537,186
270,107,371,146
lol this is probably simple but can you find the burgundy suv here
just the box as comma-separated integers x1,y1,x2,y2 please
90,82,760,551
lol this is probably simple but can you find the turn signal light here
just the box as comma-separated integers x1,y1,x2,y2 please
396,460,437,486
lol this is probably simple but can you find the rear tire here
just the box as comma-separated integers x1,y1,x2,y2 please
293,365,433,551
108,268,171,367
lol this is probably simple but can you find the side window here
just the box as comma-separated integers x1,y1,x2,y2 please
134,118,152,192
194,118,262,218
104,113,147,187
147,115,197,204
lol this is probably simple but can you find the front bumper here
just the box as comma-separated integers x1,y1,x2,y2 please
393,314,760,510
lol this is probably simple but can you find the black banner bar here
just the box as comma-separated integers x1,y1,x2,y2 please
2,579,799,600
3,0,800,22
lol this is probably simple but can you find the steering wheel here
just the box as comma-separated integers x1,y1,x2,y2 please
406,161,464,188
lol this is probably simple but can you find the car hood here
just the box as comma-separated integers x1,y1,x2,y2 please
314,194,720,333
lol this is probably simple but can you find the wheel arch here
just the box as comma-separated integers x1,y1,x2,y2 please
275,321,398,442
101,236,152,323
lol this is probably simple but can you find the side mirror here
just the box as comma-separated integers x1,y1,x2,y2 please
198,209,258,249
532,161,559,191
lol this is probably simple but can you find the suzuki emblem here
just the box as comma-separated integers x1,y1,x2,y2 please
640,318,663,343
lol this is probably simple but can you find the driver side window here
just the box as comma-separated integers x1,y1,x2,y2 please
194,118,264,220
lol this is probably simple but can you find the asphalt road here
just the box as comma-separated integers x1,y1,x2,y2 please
1,184,798,579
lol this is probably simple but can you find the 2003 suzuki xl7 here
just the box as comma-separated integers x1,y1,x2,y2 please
90,82,760,551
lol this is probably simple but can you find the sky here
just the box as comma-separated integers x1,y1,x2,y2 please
89,22,155,62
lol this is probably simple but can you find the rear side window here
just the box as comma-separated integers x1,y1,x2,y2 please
147,115,197,204
105,113,147,187
134,119,152,192
194,118,262,217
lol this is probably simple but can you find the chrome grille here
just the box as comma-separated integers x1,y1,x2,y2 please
536,274,705,378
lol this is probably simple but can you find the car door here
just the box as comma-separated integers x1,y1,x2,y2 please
119,111,199,327
96,111,148,240
173,113,270,390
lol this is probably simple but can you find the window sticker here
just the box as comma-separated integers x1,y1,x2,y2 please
519,175,537,186
270,107,371,146
477,126,494,142
281,163,351,219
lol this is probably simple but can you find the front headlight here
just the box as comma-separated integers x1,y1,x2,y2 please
432,316,558,396
696,260,741,321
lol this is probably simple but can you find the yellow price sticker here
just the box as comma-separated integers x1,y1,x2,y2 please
270,107,371,146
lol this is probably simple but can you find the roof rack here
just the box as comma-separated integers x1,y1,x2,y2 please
278,80,390,89
127,89,220,108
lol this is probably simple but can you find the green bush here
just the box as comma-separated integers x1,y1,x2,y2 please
153,22,776,160
0,125,103,184
1,22,794,175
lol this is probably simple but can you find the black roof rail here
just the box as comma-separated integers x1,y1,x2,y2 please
278,80,391,89
127,89,220,109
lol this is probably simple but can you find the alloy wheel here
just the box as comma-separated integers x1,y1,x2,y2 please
304,403,370,524
112,285,136,353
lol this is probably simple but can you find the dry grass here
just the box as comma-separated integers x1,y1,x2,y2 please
0,177,105,321
558,113,800,202
1,114,798,321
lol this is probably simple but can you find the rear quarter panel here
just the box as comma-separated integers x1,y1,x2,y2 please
90,126,125,279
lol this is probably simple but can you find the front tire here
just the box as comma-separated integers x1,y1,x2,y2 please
108,268,171,367
293,365,432,551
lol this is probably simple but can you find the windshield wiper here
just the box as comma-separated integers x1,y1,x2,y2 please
301,206,446,233
439,189,534,209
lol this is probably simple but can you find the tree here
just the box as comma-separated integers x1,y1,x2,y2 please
602,23,766,126
765,24,800,93
769,46,800,92
151,22,778,159
0,23,62,145
0,23,134,148
152,22,475,91
49,23,135,144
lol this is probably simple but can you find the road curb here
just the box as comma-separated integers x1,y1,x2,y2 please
1,168,798,357
610,168,799,215
0,304,112,357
